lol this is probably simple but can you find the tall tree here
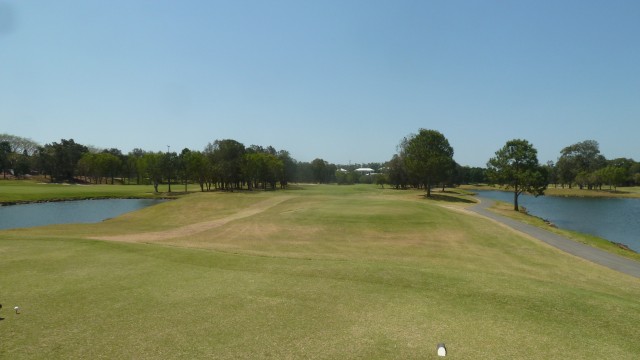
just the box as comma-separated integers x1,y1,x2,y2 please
277,150,296,188
0,133,40,156
310,158,329,184
386,154,409,189
557,140,606,189
205,139,245,190
0,141,11,179
487,139,547,211
38,139,88,182
401,129,454,197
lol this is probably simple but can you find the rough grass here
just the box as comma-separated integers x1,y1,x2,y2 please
1,184,640,359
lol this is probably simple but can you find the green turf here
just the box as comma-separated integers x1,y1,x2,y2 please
1,184,639,359
0,180,171,204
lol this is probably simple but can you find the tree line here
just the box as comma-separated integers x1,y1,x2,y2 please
1,133,639,199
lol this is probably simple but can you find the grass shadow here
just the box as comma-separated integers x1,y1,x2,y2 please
421,192,477,204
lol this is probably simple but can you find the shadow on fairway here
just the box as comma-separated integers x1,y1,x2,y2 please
422,193,477,204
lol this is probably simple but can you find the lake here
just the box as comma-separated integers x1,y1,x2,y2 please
475,190,640,252
0,199,165,230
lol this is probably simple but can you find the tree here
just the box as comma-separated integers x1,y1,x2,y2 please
205,139,245,190
310,158,329,184
277,150,296,188
386,154,409,189
143,152,164,192
557,140,606,189
0,133,40,156
181,150,208,191
37,139,88,182
487,139,547,211
0,141,11,179
401,129,454,197
13,150,32,178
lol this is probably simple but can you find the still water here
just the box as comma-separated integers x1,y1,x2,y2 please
475,190,640,252
0,199,165,230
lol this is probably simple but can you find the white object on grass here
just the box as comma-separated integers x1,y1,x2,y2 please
437,343,447,357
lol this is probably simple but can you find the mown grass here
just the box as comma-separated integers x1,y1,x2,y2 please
461,184,640,199
1,184,640,359
0,180,173,204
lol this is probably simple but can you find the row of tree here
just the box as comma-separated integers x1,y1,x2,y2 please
0,134,385,190
1,133,638,205
550,140,640,190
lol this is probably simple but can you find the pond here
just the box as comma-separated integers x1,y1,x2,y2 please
0,199,166,230
475,190,640,252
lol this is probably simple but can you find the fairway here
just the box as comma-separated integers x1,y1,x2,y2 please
1,185,639,359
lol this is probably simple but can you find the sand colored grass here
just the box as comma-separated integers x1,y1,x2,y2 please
1,184,640,359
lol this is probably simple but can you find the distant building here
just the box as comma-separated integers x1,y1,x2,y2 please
354,167,374,175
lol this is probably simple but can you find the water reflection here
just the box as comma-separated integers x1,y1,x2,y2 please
475,190,640,252
0,199,165,230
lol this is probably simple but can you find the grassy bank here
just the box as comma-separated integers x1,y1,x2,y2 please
0,180,178,204
487,201,640,262
461,184,640,199
1,185,639,359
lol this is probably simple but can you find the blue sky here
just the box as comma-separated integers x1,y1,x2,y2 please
1,0,639,167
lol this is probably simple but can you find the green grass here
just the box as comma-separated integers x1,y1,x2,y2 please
461,184,640,198
0,180,175,204
1,184,640,359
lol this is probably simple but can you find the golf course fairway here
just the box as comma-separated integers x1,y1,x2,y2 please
1,185,639,359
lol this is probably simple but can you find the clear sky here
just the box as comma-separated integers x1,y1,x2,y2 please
1,0,639,167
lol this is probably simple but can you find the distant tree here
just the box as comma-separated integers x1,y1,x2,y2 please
401,129,454,197
205,139,245,190
294,162,314,183
12,150,31,178
598,165,627,191
487,139,547,211
277,150,296,188
144,152,164,192
0,141,11,179
557,140,606,189
540,161,556,188
162,151,178,192
374,173,387,188
0,134,40,156
38,139,88,182
386,154,409,189
181,150,208,191
243,152,283,190
311,158,329,184
101,151,123,184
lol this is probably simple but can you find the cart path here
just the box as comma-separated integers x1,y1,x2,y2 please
92,196,293,243
470,197,640,278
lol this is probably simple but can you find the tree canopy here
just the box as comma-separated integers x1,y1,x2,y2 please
401,129,454,197
487,139,547,211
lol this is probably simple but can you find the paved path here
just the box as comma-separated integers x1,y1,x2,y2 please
470,197,640,279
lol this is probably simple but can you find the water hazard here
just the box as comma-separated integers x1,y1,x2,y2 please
0,199,165,230
475,190,640,252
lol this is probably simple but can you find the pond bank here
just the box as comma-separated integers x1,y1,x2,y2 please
470,198,640,278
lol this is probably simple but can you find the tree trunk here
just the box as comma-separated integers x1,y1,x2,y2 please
513,184,519,211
